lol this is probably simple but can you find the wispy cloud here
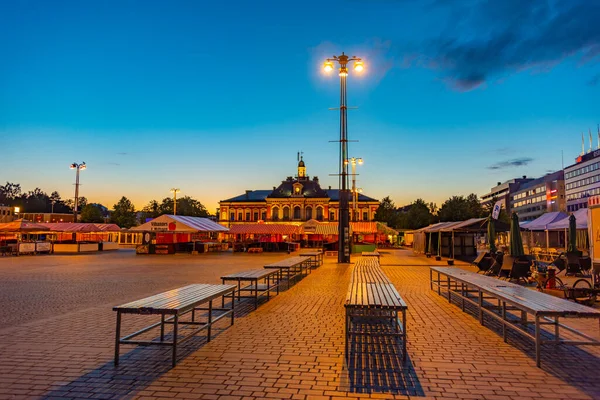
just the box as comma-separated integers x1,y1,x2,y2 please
107,162,121,166
488,157,534,170
405,0,600,91
117,152,128,156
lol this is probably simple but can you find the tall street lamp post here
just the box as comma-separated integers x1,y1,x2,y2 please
323,53,364,263
170,188,180,215
69,162,86,221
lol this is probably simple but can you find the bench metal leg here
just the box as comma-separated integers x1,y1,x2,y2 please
502,301,507,342
172,314,178,367
160,314,165,341
255,281,259,310
555,316,560,343
429,268,433,290
535,315,541,368
447,277,451,303
114,311,121,366
231,290,235,326
478,290,484,326
207,300,213,342
402,308,407,363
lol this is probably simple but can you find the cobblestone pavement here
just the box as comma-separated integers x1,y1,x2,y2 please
0,249,599,399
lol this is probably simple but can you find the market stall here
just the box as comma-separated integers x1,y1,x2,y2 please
227,223,300,252
0,220,51,255
131,215,229,255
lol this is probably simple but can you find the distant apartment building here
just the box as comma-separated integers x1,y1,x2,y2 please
564,148,600,212
510,171,566,222
0,205,16,223
480,176,534,215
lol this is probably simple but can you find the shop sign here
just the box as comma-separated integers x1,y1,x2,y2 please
150,221,177,231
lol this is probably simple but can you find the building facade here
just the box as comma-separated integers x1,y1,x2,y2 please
0,205,17,223
480,176,534,215
510,171,566,222
219,158,379,226
564,149,600,212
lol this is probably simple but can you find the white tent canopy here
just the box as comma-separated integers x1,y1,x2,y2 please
520,211,568,231
546,208,588,231
131,215,229,232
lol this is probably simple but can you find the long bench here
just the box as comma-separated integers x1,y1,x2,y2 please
113,284,236,367
264,256,311,288
299,251,323,268
345,257,407,362
221,269,280,309
430,267,600,367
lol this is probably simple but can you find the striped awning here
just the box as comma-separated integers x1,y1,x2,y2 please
351,222,378,233
131,215,229,232
41,222,103,232
228,224,299,235
314,223,341,235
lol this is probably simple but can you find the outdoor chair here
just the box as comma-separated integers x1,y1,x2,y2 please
507,257,533,284
485,252,504,276
549,253,566,272
579,256,592,275
566,252,583,276
498,255,514,279
473,252,493,273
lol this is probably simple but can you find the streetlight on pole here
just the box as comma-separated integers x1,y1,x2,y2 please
346,157,363,221
69,162,86,222
170,188,180,215
323,53,364,263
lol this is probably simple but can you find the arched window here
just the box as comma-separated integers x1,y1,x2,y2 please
305,206,313,220
329,211,335,221
272,207,279,221
316,207,323,221
293,206,301,220
283,207,290,220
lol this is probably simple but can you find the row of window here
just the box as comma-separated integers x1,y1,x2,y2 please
513,186,545,200
567,202,588,212
512,195,546,208
566,186,600,201
566,173,600,191
228,207,370,222
565,161,600,180
512,204,547,214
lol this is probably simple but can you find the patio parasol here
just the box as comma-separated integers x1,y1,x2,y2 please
509,212,525,257
567,214,577,253
487,216,497,253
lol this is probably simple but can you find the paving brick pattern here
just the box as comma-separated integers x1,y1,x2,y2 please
0,249,599,399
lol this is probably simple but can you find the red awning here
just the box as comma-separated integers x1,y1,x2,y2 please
228,224,299,235
351,222,378,233
40,223,102,232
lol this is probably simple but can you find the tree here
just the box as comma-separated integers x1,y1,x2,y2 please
110,196,137,228
374,196,399,228
80,204,105,223
157,196,210,217
405,199,435,229
438,193,486,222
483,196,510,224
140,200,161,223
0,182,22,205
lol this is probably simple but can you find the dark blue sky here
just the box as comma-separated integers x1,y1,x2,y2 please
1,0,598,210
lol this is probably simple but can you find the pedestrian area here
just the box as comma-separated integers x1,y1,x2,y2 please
0,250,600,399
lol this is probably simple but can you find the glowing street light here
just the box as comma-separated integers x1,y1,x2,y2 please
170,188,180,215
70,162,86,221
346,157,363,221
323,52,364,263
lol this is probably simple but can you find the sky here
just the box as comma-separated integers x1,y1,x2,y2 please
1,0,599,213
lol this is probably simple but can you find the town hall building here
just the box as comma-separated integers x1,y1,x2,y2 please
218,157,379,227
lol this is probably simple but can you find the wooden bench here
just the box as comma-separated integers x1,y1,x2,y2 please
300,251,323,268
264,256,311,288
221,269,280,309
113,284,236,367
345,257,407,362
247,247,263,253
430,267,600,367
361,251,380,259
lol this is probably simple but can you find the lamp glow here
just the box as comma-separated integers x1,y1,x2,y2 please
354,61,364,72
323,61,334,72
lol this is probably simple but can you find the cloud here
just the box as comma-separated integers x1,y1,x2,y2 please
408,0,600,90
487,157,534,170
106,162,121,166
117,152,128,156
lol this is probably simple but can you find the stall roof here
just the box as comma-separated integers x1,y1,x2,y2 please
228,224,299,235
521,211,568,230
377,222,399,235
41,222,105,232
131,215,229,232
94,223,121,232
546,209,588,230
0,220,50,232
444,217,510,232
